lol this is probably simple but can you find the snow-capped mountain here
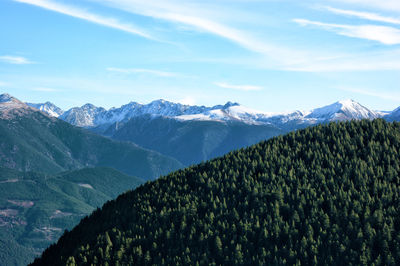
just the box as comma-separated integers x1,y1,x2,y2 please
96,99,217,126
23,95,398,128
60,104,106,127
56,100,240,127
306,99,379,121
27,102,64,117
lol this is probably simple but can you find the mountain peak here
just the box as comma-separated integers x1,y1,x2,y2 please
223,101,240,108
0,93,36,119
306,99,378,121
26,101,64,117
81,103,98,109
0,93,16,103
148,99,175,106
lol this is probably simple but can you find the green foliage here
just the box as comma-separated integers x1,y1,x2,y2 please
31,120,400,265
0,167,143,266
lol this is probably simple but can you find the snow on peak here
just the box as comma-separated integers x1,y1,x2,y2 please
306,99,378,121
59,104,106,127
26,97,390,127
26,102,64,117
0,93,15,103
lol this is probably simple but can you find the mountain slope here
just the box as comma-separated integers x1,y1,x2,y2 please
101,115,283,165
0,167,143,266
32,119,400,265
0,95,183,180
386,107,400,122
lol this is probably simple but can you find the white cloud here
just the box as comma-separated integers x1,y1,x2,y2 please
338,87,400,102
214,82,263,91
107,67,181,77
14,0,152,39
294,19,400,45
323,6,400,24
0,55,34,64
31,87,59,92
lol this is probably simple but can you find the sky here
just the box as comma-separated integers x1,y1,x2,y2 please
0,0,400,112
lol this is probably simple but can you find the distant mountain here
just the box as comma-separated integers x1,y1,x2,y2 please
0,166,143,266
57,100,238,127
96,99,390,165
60,104,106,127
386,107,400,122
26,102,64,117
0,93,15,103
101,115,283,166
31,119,400,265
0,94,183,180
25,95,399,166
0,93,36,118
30,98,393,128
305,99,379,121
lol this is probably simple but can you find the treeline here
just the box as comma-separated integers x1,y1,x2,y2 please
32,119,400,265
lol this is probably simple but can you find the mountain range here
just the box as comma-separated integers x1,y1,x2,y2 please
26,95,399,165
27,97,390,128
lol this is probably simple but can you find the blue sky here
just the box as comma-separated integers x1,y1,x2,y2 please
1,0,400,112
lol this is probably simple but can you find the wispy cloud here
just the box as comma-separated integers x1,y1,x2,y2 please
107,67,181,77
0,55,34,64
31,87,59,92
91,0,308,64
14,0,152,39
285,48,400,71
92,0,400,72
294,19,400,45
338,87,400,102
214,82,263,91
323,6,400,24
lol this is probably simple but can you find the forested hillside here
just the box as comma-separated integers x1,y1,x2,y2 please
0,167,143,266
32,119,400,265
